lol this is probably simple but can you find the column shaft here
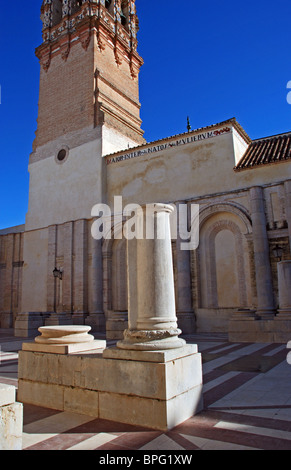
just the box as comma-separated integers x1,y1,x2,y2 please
118,204,186,351
250,187,275,318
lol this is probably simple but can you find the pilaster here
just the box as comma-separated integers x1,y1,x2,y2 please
284,180,291,252
249,186,276,318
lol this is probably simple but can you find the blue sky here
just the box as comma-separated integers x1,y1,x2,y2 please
0,0,291,230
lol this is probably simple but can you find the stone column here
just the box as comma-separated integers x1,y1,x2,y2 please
118,203,186,351
45,224,72,327
73,219,88,324
250,186,276,318
277,261,291,318
284,180,291,253
47,225,57,313
86,238,105,332
175,202,195,334
63,221,73,314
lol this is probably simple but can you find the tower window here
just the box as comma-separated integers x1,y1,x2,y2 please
120,10,126,26
51,0,63,26
105,0,112,9
71,0,83,15
120,1,128,28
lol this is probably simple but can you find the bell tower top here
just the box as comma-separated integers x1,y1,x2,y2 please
39,1,140,66
34,0,144,151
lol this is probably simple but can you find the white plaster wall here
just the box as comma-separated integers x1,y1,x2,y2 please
25,138,103,231
106,128,291,209
106,131,239,207
232,127,249,166
102,125,142,157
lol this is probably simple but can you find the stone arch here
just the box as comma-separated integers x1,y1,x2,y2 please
199,201,252,234
194,202,253,331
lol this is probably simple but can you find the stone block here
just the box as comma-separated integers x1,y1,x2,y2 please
0,313,13,329
102,344,198,362
0,384,16,407
22,340,106,355
106,319,128,340
17,379,64,411
18,350,60,384
99,384,203,431
0,403,23,451
0,385,23,451
17,345,204,431
228,318,291,343
64,388,99,417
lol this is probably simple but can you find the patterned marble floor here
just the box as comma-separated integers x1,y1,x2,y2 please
1,330,291,451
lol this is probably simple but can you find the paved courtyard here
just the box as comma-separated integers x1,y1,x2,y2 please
1,330,291,450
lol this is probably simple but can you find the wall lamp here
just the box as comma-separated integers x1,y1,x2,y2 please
53,267,63,280
272,245,283,262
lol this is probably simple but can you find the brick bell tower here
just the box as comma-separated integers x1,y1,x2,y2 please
16,0,145,335
26,0,144,231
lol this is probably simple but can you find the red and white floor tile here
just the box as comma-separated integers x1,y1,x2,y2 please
1,331,291,450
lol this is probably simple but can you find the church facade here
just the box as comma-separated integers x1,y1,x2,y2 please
0,0,291,341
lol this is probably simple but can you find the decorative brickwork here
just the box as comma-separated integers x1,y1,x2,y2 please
34,0,144,150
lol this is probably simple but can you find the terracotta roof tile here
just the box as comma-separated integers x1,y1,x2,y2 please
235,132,291,170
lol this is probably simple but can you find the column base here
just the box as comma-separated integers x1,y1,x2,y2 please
256,309,276,320
106,312,128,340
275,309,291,319
231,309,257,321
117,328,186,351
85,313,106,333
71,313,87,325
14,312,49,338
0,312,13,329
177,311,196,334
45,313,73,326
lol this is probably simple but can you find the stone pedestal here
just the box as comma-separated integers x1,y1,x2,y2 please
14,312,48,338
0,313,13,329
18,343,203,431
228,261,291,342
106,312,128,340
85,313,106,333
230,309,257,321
0,384,23,450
